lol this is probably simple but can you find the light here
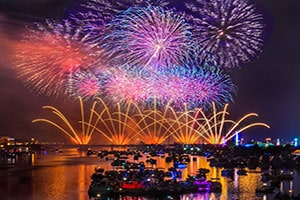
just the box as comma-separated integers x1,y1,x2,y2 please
244,143,254,148
276,138,280,146
235,132,239,146
221,137,226,146
294,138,298,147
266,137,271,143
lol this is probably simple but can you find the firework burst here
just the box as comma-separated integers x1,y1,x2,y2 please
80,0,169,23
193,102,270,144
32,97,101,145
132,99,174,144
185,0,266,68
85,98,140,145
67,70,104,100
66,0,171,51
103,64,236,110
103,6,193,69
11,20,99,97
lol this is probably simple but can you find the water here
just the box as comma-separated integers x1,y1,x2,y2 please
1,147,299,200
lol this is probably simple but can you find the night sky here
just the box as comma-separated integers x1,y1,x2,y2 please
0,0,300,143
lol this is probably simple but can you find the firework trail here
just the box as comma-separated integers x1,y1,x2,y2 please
193,102,270,144
102,6,194,69
185,0,266,69
11,20,100,97
32,97,102,145
102,64,236,110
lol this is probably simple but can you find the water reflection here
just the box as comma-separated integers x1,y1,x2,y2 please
0,147,300,200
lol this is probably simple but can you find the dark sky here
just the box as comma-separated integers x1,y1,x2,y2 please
0,0,300,143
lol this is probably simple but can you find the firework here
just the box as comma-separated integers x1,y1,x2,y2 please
185,0,266,68
67,9,107,47
103,6,193,68
103,64,236,110
165,106,202,144
32,97,101,145
132,99,174,144
11,20,99,97
86,98,140,145
67,70,104,100
193,102,270,144
66,0,171,55
80,0,169,23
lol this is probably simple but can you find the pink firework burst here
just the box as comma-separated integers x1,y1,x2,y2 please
67,70,103,100
11,20,98,97
103,65,236,110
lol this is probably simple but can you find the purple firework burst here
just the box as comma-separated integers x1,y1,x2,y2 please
102,65,236,110
185,0,266,69
81,0,170,23
102,6,194,69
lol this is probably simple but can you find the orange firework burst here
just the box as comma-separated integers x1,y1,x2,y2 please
132,99,174,144
86,98,139,145
193,102,270,144
165,104,202,144
32,97,101,145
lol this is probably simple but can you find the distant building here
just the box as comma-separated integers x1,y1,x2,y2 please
0,136,15,146
0,136,39,147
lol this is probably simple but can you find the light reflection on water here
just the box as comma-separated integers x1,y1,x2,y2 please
0,148,299,200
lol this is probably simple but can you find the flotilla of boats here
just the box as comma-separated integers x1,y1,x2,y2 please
87,149,221,199
86,144,300,199
88,164,221,199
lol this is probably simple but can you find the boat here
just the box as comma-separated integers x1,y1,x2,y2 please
88,180,112,199
255,184,275,193
87,160,215,199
